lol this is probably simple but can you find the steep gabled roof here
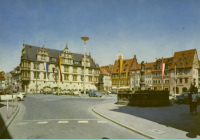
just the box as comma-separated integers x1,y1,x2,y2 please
100,67,110,75
171,49,197,69
21,44,99,68
112,58,135,74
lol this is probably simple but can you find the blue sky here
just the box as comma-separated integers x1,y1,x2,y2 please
0,0,200,72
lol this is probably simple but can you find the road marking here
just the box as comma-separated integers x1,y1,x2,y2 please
16,122,28,125
97,121,107,124
78,121,88,123
37,121,48,124
58,121,69,123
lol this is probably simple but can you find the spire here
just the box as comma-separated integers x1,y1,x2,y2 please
65,43,68,50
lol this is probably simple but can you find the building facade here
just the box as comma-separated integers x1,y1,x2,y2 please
99,67,112,91
20,41,100,93
111,55,138,90
0,71,6,90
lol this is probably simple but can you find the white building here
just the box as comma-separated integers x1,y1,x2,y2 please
20,41,100,93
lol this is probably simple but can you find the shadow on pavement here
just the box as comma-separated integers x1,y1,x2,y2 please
0,114,12,139
0,103,6,108
110,104,200,137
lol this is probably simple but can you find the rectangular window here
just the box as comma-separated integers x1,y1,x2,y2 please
132,71,135,73
64,66,69,72
73,68,77,73
184,70,188,74
95,77,98,82
89,70,92,74
179,71,182,75
44,72,46,79
41,55,46,60
180,78,182,83
62,59,65,63
185,78,188,83
89,76,92,82
64,75,69,80
52,58,57,62
24,62,28,68
73,75,77,81
165,80,169,83
137,71,140,73
34,72,40,79
34,63,39,69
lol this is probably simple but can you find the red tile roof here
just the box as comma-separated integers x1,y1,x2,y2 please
171,49,197,69
100,67,110,75
112,58,137,74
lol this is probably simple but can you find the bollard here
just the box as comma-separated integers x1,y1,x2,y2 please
7,100,8,119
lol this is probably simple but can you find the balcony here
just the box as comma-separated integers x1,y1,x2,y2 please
21,67,30,70
21,77,30,80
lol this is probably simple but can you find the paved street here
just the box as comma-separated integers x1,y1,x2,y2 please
0,94,148,139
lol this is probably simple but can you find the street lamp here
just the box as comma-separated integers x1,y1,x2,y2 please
81,36,89,96
35,62,40,94
174,60,177,99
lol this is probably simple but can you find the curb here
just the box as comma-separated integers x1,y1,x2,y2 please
92,108,158,139
0,106,20,138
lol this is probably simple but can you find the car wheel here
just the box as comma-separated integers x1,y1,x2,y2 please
17,97,21,101
170,99,175,105
179,99,184,104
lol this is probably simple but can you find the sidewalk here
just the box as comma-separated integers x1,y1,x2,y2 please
93,103,200,139
0,101,20,137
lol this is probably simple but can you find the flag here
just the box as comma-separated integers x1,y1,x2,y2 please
58,58,62,82
160,63,165,84
46,62,48,81
118,55,123,78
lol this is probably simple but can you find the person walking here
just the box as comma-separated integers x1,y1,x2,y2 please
192,88,199,114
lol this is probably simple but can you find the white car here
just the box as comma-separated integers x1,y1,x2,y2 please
169,93,175,105
18,90,26,97
0,93,23,101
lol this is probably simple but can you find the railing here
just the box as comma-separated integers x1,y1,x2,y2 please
21,77,30,80
21,67,30,70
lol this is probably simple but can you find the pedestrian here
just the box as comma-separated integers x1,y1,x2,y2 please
188,91,193,114
191,88,199,114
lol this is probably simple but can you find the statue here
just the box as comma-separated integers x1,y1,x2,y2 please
140,61,146,91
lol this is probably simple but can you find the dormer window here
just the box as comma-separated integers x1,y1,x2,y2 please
180,63,183,66
123,61,126,64
51,58,57,62
124,69,126,71
183,53,185,57
125,65,128,67
179,58,181,61
74,61,79,65
185,62,188,66
184,58,187,61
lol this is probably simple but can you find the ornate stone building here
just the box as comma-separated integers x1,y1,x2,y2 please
20,41,100,93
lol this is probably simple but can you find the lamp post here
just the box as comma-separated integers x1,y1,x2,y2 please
81,36,89,96
174,60,177,99
35,62,39,94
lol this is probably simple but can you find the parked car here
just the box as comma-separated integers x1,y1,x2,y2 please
0,92,23,101
169,93,175,105
176,92,200,104
110,90,117,94
18,90,26,97
40,86,51,94
62,89,70,95
106,91,111,94
52,87,62,95
73,89,79,95
89,91,102,97
81,90,91,94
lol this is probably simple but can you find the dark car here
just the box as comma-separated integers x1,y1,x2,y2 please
176,92,200,104
89,91,102,97
81,90,92,94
